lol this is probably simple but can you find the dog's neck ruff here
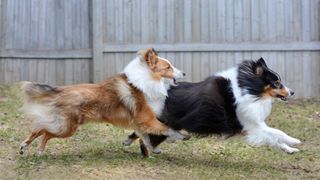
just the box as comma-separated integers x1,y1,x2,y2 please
123,57,168,100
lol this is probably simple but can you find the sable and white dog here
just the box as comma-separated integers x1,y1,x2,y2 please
124,58,301,156
19,48,185,156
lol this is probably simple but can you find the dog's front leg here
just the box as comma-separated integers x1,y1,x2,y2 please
266,127,301,153
245,124,301,154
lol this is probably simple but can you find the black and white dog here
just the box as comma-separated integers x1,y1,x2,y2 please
124,58,301,156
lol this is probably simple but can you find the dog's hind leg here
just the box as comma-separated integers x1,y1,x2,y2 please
36,133,53,156
134,132,163,156
136,117,186,142
138,138,149,157
123,132,139,146
126,132,167,156
135,107,186,141
19,130,44,155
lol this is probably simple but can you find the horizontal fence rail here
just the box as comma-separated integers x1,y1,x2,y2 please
0,49,92,59
103,42,320,52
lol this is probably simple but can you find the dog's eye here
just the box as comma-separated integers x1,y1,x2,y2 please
167,66,171,69
274,81,280,87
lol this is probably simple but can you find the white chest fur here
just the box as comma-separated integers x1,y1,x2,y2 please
236,95,273,130
123,57,169,117
146,96,166,117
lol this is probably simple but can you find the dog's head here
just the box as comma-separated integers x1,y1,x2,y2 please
238,58,294,101
138,48,185,84
254,58,294,101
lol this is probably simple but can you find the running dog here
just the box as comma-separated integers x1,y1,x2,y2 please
19,48,186,156
124,58,301,156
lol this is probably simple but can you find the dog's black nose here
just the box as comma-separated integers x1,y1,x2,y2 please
290,91,295,96
182,72,186,76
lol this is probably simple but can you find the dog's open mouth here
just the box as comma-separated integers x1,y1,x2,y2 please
277,95,288,101
171,78,178,86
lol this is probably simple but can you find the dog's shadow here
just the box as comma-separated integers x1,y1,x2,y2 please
18,144,278,173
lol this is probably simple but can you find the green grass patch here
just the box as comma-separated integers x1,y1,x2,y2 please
0,83,319,179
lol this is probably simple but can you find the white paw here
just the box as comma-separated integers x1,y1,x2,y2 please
167,129,185,141
19,142,28,155
123,138,134,146
36,150,44,157
166,136,176,143
279,143,300,154
151,147,162,154
285,137,301,145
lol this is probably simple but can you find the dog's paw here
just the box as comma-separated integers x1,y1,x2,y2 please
19,142,28,155
279,143,300,154
35,150,44,157
182,134,191,141
285,137,301,145
151,147,162,154
123,138,134,146
166,137,176,143
169,129,187,140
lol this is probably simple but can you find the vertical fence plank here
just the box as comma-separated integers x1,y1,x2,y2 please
242,0,251,41
183,0,192,43
251,0,259,41
132,0,141,43
292,0,302,41
0,0,2,49
233,0,242,42
226,0,234,42
192,0,201,42
92,0,103,82
200,0,209,43
302,0,311,42
166,0,174,43
158,0,166,43
175,0,184,42
140,0,149,43
310,0,320,41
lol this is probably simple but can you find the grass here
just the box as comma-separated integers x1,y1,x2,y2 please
0,83,319,180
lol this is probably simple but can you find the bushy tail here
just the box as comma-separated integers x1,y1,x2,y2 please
20,82,67,135
21,81,60,100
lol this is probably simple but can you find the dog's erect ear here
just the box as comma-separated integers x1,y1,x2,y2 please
255,66,264,76
255,57,267,76
151,48,158,56
138,48,158,68
256,57,267,68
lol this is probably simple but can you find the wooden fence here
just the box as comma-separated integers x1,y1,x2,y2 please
0,0,319,98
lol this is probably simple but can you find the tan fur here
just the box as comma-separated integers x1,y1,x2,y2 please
262,84,289,98
20,48,179,155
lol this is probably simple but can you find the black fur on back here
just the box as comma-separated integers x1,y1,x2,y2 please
159,76,242,136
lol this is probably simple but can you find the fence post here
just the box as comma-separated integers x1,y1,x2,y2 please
0,0,3,49
92,0,103,83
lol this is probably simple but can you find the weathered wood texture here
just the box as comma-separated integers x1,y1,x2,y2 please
0,0,91,85
98,0,320,98
0,0,319,98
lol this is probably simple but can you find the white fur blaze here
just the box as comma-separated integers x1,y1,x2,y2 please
116,80,136,114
